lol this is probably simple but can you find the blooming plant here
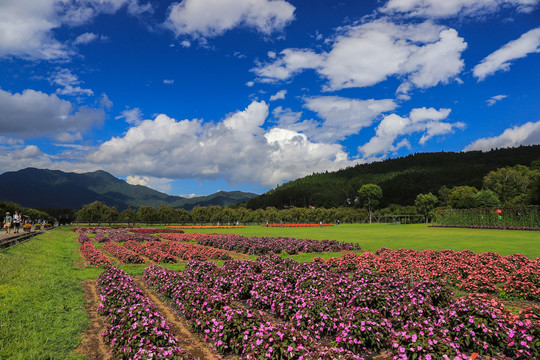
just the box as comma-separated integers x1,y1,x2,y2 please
96,266,193,359
142,253,537,360
102,242,145,264
79,242,111,266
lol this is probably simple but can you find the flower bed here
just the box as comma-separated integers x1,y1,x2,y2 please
429,224,540,231
262,223,334,227
106,229,159,242
77,232,92,244
145,256,539,359
113,227,186,234
102,242,145,264
165,225,246,229
156,241,232,261
162,232,359,255
320,249,540,301
79,242,111,266
124,240,176,263
96,266,193,359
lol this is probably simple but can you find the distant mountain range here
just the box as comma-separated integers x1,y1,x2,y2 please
246,145,540,209
0,168,257,210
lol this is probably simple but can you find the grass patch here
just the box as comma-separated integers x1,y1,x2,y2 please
184,223,540,259
0,228,87,359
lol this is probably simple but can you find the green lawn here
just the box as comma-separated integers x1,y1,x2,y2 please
183,223,540,259
0,224,537,359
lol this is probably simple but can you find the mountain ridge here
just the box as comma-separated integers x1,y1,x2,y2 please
0,168,257,210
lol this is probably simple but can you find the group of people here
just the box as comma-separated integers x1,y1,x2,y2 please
3,211,23,234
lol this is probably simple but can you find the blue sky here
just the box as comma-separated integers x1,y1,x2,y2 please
0,0,539,197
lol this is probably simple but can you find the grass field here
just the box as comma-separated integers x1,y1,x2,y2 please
0,224,537,359
181,223,540,259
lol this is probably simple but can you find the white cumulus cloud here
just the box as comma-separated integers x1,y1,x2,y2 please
464,121,540,151
50,68,94,96
269,90,287,101
0,0,151,60
165,0,295,39
87,100,356,187
359,107,465,159
301,96,398,142
473,27,540,81
380,0,539,18
253,19,466,95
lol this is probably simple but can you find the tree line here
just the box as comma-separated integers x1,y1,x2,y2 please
245,146,540,209
0,201,55,223
75,163,540,225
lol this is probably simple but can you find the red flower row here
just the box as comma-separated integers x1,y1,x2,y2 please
80,242,111,266
102,242,145,264
124,240,176,263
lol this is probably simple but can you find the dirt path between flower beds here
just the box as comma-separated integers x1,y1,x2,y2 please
133,277,223,360
75,280,110,360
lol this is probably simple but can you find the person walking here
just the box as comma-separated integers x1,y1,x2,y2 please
13,211,21,233
3,212,13,234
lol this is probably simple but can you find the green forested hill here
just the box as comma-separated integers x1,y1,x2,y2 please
0,168,257,210
246,146,540,209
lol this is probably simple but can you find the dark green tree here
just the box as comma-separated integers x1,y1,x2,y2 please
357,184,383,223
119,208,138,225
415,193,438,223
475,189,501,208
448,186,478,209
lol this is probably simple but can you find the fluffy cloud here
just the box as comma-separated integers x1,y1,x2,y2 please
0,88,105,139
116,107,144,124
165,0,295,39
359,107,465,159
473,27,540,80
0,0,151,60
87,101,356,186
50,69,94,96
269,89,287,101
74,32,98,45
253,20,466,94
301,96,398,142
486,94,508,106
126,175,172,193
380,0,538,18
464,121,540,151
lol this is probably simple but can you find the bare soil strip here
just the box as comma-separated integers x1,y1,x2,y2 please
133,277,223,360
75,280,110,360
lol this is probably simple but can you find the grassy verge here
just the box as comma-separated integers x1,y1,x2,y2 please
0,228,87,359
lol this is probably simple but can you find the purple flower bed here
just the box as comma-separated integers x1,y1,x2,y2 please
106,229,159,243
144,255,539,359
192,233,359,255
97,266,194,359
429,224,540,231
77,232,92,244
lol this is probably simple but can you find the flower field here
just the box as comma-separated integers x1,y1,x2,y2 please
143,255,539,359
97,266,194,359
80,241,111,266
163,232,359,255
102,242,145,264
320,249,540,301
262,223,335,227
